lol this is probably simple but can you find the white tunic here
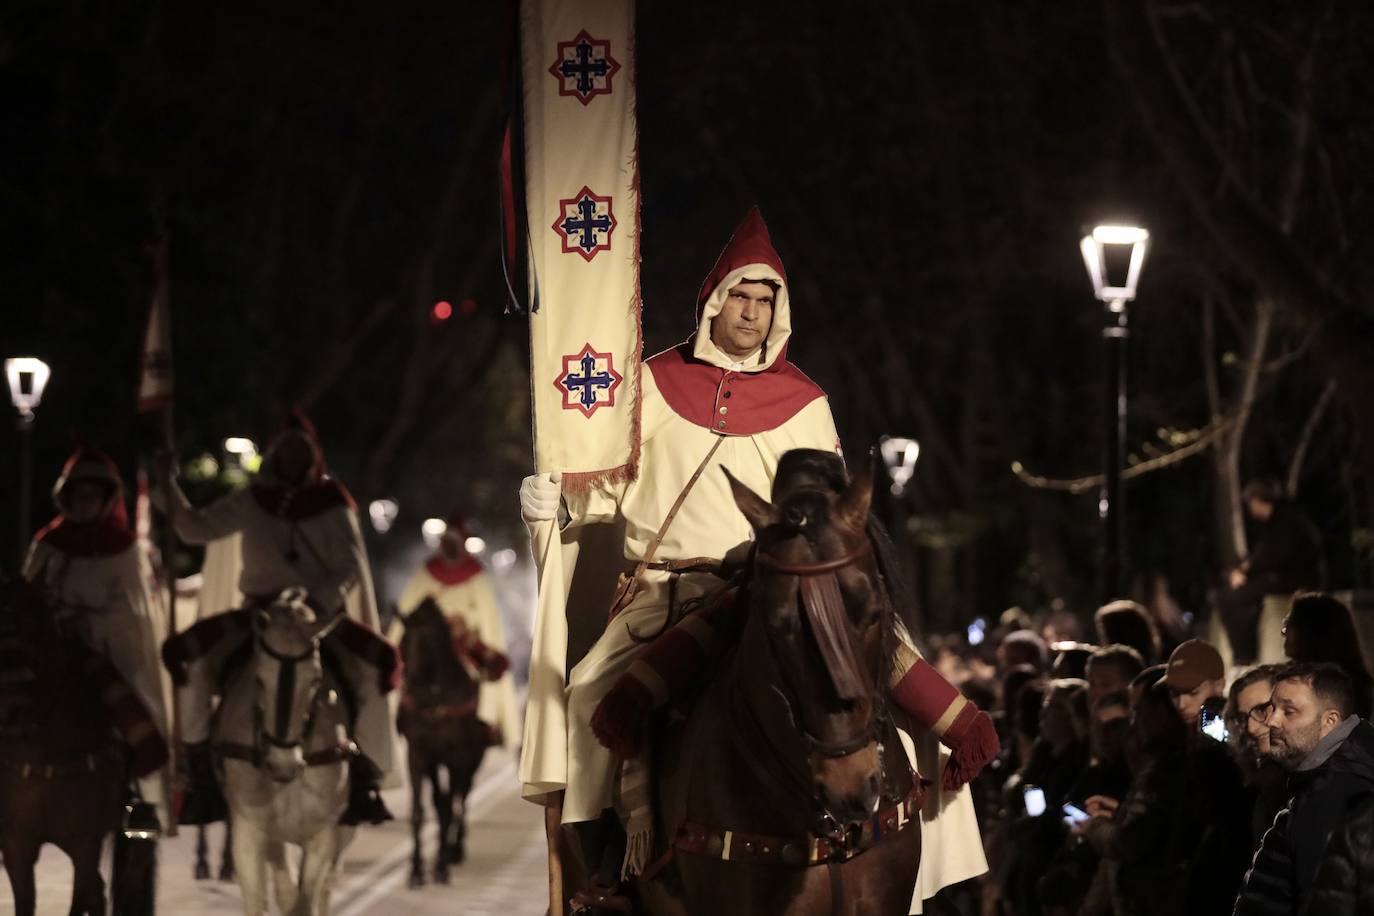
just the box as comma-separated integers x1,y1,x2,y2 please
166,486,380,630
394,566,522,748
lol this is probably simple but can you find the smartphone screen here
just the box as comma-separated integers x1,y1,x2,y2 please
1199,697,1229,743
1062,803,1090,826
1023,785,1046,817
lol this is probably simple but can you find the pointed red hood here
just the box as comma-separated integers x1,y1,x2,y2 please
650,208,823,435
425,511,484,586
251,408,355,520
696,206,788,316
35,442,135,556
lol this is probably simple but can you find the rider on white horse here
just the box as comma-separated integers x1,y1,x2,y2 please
157,410,396,825
22,442,170,835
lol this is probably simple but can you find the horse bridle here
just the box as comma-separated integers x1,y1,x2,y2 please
252,612,343,762
754,538,877,759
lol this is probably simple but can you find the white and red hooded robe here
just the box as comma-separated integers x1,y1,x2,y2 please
163,412,380,630
160,412,395,776
22,444,171,824
392,513,522,749
526,209,841,827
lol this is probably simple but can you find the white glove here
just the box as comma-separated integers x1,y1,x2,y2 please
520,471,563,523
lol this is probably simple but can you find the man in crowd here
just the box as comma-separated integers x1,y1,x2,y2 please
1162,638,1226,729
1226,665,1288,848
1086,643,1146,707
1234,663,1374,915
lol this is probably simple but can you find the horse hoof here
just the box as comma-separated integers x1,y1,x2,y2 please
193,863,211,881
408,871,426,890
434,867,450,885
219,865,236,882
450,846,466,866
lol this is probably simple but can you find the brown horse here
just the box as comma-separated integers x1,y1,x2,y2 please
639,450,922,916
396,598,490,888
0,576,140,916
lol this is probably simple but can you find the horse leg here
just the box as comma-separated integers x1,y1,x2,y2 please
265,838,298,916
230,817,269,916
407,749,426,889
67,834,107,916
450,783,466,868
194,824,211,881
293,827,340,916
431,764,452,882
2,837,38,916
220,820,237,882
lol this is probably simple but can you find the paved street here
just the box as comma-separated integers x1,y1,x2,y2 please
0,749,548,915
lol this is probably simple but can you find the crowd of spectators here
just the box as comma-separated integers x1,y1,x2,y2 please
926,591,1374,916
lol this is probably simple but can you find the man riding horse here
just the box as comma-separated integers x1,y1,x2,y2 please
520,209,998,911
22,443,169,837
157,410,397,825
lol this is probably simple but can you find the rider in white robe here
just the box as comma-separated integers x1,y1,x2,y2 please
392,514,522,749
157,411,394,824
22,444,170,831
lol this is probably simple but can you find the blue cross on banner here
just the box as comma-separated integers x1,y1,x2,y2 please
548,30,621,105
552,187,617,261
554,344,623,417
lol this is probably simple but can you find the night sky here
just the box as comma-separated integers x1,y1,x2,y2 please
5,2,1374,628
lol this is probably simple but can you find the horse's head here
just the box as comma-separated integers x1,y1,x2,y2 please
398,598,470,697
726,449,887,827
252,589,334,783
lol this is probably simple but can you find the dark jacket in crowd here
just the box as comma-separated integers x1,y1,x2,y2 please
1245,501,1326,596
1234,717,1374,916
1303,797,1374,916
1089,744,1193,916
1249,759,1289,851
1186,737,1254,914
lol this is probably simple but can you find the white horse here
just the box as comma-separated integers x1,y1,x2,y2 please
214,590,355,916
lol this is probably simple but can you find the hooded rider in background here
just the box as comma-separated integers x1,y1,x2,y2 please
23,443,170,834
156,411,395,825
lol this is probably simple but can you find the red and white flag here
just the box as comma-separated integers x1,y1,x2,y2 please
518,0,642,491
136,241,173,413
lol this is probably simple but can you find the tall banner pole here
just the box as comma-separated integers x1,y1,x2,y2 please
138,234,179,834
505,0,643,910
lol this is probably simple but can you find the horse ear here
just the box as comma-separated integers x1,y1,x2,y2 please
837,458,874,529
723,468,775,533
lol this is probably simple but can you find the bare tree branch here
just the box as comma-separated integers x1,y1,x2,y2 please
1011,416,1237,494
1286,380,1338,496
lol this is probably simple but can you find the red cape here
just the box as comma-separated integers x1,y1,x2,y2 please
250,478,355,520
33,516,136,557
647,342,824,436
424,555,484,587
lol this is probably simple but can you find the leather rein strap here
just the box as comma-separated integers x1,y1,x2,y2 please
609,436,726,619
753,539,872,577
216,740,355,769
673,777,927,868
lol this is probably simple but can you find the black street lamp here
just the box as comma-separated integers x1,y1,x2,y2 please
6,357,52,562
1080,226,1150,601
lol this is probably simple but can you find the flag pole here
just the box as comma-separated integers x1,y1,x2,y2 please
141,232,181,834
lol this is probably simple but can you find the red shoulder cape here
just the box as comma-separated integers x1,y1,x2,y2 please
33,517,136,557
424,555,484,587
250,478,356,520
647,342,824,436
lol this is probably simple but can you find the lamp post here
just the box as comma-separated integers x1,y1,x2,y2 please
1080,225,1150,600
6,358,52,560
368,498,399,534
879,436,921,497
